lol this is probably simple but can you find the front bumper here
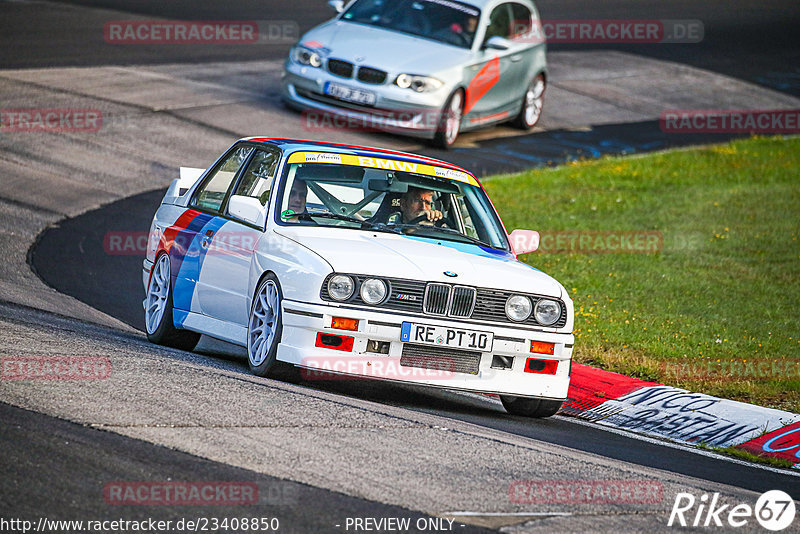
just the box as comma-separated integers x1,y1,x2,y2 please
282,63,450,139
278,299,573,400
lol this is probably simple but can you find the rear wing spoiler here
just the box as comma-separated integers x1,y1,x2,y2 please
162,167,205,206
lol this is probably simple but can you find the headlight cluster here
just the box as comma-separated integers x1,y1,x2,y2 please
292,46,322,68
395,74,443,92
505,295,561,325
327,274,354,301
326,275,387,305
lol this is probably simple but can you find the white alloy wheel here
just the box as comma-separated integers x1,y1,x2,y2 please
444,91,463,146
512,74,546,130
145,253,170,334
433,90,464,149
144,253,200,350
523,76,545,127
248,277,281,371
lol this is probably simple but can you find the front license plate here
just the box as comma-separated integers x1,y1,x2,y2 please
324,82,377,105
401,322,494,352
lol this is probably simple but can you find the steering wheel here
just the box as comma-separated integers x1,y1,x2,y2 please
407,214,446,227
453,30,472,47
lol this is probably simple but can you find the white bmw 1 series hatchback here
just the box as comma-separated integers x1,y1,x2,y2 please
282,0,547,148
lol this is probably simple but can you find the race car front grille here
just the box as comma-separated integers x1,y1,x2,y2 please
320,274,567,328
450,286,476,318
357,66,387,84
400,343,481,375
423,283,450,315
327,58,354,78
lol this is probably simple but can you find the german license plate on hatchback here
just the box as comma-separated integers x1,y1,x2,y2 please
324,82,377,105
401,322,493,351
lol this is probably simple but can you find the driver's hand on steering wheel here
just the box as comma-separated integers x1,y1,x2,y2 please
418,209,443,225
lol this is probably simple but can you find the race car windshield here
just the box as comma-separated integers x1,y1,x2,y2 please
342,0,481,49
278,162,510,251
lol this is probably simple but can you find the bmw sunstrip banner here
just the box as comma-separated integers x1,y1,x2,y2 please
286,151,479,186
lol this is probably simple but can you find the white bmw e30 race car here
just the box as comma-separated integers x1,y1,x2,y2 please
143,138,573,417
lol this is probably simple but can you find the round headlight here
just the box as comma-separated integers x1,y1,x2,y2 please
534,299,561,326
293,47,322,67
360,278,387,305
396,73,412,89
505,295,532,322
327,274,354,301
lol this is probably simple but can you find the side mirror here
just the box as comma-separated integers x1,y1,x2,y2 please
509,229,539,255
485,36,511,50
228,195,267,227
328,0,345,13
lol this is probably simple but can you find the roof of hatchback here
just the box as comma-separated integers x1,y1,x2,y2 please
243,137,474,175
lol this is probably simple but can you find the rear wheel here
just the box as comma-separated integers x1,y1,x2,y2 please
432,90,464,149
145,253,200,351
500,395,562,418
511,74,545,130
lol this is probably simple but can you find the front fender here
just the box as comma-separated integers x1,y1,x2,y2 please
247,229,333,312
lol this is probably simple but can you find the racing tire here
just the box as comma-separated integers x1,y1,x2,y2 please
511,74,545,130
432,89,464,150
145,253,201,351
247,273,285,377
500,395,563,418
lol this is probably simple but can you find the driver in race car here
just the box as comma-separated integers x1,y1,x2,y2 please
387,187,444,225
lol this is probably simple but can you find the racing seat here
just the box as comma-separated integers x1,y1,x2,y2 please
369,193,403,224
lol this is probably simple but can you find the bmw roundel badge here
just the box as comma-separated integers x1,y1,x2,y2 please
443,271,458,277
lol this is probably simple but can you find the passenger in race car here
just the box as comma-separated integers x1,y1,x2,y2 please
287,178,308,214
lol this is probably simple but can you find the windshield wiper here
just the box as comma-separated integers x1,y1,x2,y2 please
294,211,403,234
388,223,500,249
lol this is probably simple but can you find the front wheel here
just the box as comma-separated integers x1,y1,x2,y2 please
500,395,563,418
144,253,200,351
247,274,284,377
432,90,464,149
511,74,545,130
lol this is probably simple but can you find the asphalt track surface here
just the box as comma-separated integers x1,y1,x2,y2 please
3,0,799,98
27,188,800,498
3,0,800,531
1,401,493,534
